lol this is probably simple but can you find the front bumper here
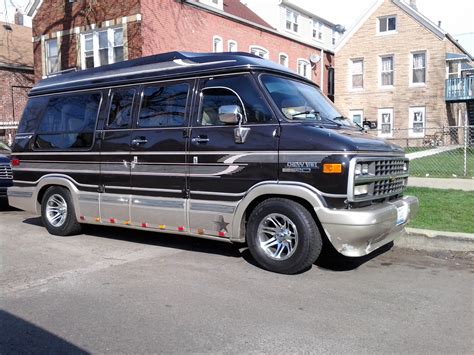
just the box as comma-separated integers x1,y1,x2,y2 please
316,195,419,257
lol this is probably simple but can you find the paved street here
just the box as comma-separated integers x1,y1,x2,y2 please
1,199,473,354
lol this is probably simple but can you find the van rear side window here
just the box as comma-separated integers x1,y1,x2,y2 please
17,97,49,134
34,92,101,150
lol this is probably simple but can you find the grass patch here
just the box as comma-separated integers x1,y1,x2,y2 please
405,187,474,233
409,148,474,178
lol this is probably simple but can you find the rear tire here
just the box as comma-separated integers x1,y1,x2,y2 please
41,186,82,236
247,198,322,274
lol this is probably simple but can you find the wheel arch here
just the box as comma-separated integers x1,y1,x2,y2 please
33,176,81,217
230,182,326,243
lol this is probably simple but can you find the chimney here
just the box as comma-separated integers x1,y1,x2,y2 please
14,9,24,26
409,0,417,10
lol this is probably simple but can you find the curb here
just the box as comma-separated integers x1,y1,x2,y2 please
395,228,474,252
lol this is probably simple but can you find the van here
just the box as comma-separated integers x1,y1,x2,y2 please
8,51,418,274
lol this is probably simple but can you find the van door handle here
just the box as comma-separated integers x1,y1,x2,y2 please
191,136,210,144
131,137,148,146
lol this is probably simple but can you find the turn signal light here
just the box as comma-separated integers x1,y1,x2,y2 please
323,163,342,174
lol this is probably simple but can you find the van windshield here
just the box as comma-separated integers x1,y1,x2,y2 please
261,74,355,127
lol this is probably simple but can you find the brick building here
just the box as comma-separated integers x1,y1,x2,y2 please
27,0,335,97
334,0,473,145
0,21,34,145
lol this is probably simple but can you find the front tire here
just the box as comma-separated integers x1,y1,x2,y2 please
41,186,82,236
247,198,322,274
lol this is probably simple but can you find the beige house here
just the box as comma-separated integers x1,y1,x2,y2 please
334,0,473,145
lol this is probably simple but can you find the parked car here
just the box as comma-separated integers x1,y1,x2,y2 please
0,142,13,198
8,51,418,274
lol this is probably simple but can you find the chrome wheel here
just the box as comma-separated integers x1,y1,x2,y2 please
257,213,298,260
45,193,68,228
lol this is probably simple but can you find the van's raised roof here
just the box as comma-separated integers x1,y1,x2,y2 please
31,51,305,96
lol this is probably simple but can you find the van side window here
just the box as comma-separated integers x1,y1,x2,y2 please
199,88,244,126
138,83,189,127
34,92,101,150
199,74,274,124
107,88,135,129
17,97,49,134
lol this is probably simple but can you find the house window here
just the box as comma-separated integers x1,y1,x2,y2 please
380,55,394,86
297,59,311,79
286,9,299,33
81,27,124,70
409,107,425,137
378,15,396,33
312,21,323,40
213,36,223,52
378,108,393,137
448,62,459,78
228,40,237,52
412,52,426,84
250,46,269,59
45,38,59,75
351,59,364,89
279,53,288,67
349,110,364,126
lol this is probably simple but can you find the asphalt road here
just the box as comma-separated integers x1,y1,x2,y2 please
1,199,473,354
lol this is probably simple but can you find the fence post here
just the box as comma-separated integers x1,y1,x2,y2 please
464,119,468,177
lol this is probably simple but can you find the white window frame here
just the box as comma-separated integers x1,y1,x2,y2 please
279,52,289,67
80,26,124,70
285,8,299,33
350,58,364,90
447,61,460,79
349,110,364,127
249,46,269,59
379,55,394,87
312,21,323,41
45,38,60,75
228,40,237,52
297,58,311,80
378,108,394,138
212,35,223,53
410,51,426,86
377,15,397,35
409,106,425,138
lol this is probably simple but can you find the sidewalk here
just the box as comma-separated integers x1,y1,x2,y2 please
408,177,474,191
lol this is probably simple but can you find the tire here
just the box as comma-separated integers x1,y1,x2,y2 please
41,186,82,236
247,198,322,274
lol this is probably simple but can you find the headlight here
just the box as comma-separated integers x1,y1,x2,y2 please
355,164,362,175
355,163,369,175
354,184,369,196
362,164,369,175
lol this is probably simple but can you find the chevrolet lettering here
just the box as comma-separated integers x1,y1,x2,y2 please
8,52,419,274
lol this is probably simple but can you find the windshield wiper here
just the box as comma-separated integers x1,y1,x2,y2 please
292,110,319,118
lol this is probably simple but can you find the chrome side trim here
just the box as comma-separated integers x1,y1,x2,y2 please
13,175,99,189
190,190,247,197
132,198,184,209
7,189,33,198
190,202,235,214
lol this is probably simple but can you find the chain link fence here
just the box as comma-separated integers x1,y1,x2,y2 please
367,125,474,178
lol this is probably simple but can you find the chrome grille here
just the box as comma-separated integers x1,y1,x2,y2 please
350,157,409,202
373,177,407,197
375,159,406,176
0,163,13,179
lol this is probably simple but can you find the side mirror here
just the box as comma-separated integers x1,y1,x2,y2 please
363,120,377,129
218,105,242,124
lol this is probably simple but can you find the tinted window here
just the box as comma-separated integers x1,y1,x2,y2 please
34,92,101,149
199,88,244,126
17,97,49,134
107,88,135,129
200,74,273,124
138,83,189,127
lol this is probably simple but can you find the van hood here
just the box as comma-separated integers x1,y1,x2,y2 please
332,127,404,152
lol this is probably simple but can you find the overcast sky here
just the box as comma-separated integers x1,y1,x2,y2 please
1,0,473,52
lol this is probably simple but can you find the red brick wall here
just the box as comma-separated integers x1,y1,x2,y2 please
32,0,142,81
0,68,34,143
141,0,331,94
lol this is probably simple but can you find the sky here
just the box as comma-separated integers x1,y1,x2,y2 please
1,0,473,52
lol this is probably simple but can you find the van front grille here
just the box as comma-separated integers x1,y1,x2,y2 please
0,163,13,179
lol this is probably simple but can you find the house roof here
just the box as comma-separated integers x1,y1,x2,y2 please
446,53,470,62
223,0,272,29
461,62,474,72
336,0,473,60
0,22,33,69
281,0,338,28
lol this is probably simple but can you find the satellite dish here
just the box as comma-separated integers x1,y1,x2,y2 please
309,54,321,64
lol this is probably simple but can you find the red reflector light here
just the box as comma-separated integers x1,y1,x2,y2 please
141,223,148,228
178,226,184,232
11,158,20,166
